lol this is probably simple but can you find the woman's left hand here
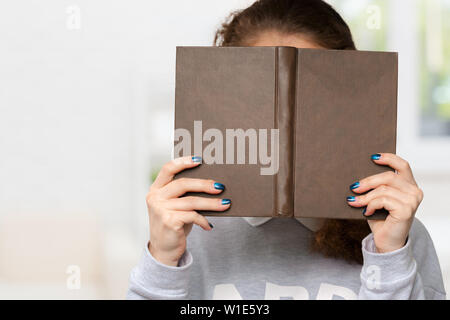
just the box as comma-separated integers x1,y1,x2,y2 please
347,153,424,253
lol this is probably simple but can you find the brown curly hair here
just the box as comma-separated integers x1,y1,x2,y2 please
214,0,370,264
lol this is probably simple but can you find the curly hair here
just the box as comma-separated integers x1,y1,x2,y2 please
214,0,370,264
214,0,356,50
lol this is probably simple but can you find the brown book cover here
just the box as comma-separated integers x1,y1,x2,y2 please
174,46,397,220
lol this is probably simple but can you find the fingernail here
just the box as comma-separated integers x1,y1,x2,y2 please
192,156,202,163
209,222,214,229
349,182,360,190
362,207,367,216
221,198,231,205
214,182,225,190
371,153,381,160
346,196,356,202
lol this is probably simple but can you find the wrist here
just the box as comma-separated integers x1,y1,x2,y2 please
375,236,409,253
148,242,180,267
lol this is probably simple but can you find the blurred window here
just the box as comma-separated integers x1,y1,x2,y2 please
419,0,450,136
329,0,388,51
330,0,450,137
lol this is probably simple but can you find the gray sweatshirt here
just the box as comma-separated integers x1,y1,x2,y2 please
127,217,446,300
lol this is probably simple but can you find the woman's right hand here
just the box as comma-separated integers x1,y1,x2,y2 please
146,156,230,266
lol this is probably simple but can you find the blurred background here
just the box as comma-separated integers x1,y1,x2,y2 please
0,0,449,299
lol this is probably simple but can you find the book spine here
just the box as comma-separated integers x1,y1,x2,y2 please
273,47,297,217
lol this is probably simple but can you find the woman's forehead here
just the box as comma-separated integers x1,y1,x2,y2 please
247,30,324,49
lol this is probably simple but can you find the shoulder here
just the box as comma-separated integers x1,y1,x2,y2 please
409,217,446,299
409,217,438,262
409,218,432,245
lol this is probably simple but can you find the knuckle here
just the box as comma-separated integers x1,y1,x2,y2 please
416,188,424,202
402,160,411,170
379,185,388,193
160,163,169,173
146,192,155,205
162,162,174,174
146,192,165,210
161,213,174,226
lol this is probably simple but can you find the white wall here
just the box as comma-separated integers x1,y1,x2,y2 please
0,0,254,298
0,0,254,234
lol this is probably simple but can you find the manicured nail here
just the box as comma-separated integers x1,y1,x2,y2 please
192,156,202,163
349,182,360,190
221,198,231,205
346,196,356,202
214,182,225,190
362,207,367,216
371,153,381,160
208,222,214,229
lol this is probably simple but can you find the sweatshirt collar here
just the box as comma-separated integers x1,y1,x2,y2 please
243,217,324,232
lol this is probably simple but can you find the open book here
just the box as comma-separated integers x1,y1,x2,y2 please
174,46,397,220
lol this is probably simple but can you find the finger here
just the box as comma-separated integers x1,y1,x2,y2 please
347,185,414,208
162,178,225,199
349,171,417,195
363,195,403,217
166,196,231,211
152,156,202,189
175,211,213,231
370,153,416,185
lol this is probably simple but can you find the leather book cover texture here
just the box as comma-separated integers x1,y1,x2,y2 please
174,46,397,219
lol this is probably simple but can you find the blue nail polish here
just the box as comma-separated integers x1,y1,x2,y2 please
350,182,360,190
221,199,231,205
362,207,367,216
192,156,202,163
371,153,381,160
214,182,225,190
346,196,356,202
208,222,214,229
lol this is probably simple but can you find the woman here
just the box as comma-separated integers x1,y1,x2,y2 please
127,0,446,299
